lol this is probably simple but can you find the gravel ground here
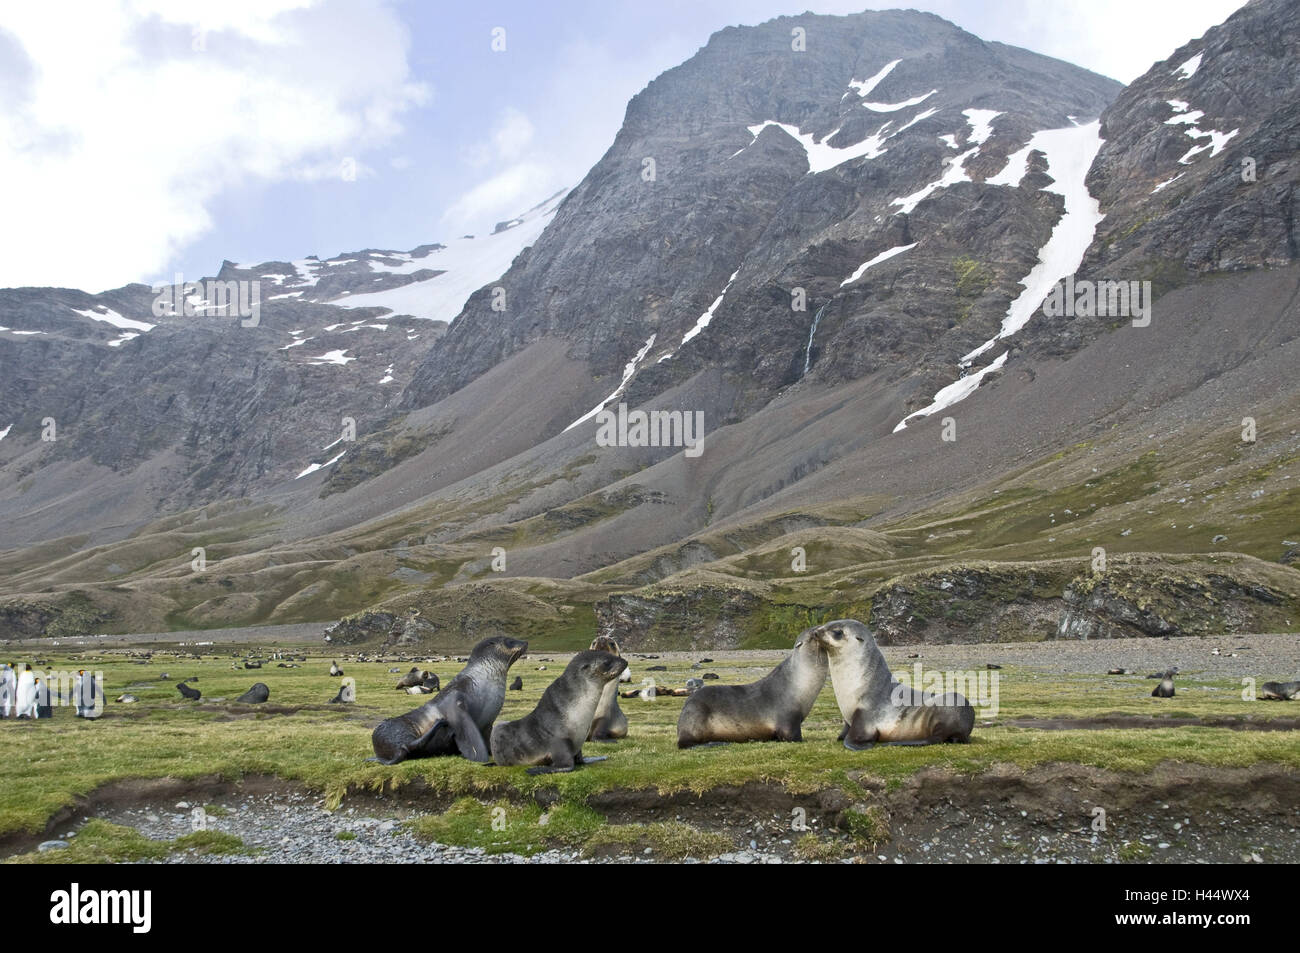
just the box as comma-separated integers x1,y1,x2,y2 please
94,793,730,865
876,631,1300,679
77,784,1299,865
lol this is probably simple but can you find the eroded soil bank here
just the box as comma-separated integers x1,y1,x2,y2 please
10,761,1298,864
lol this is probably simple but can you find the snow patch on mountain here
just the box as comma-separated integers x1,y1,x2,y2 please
892,146,978,214
739,121,890,173
893,351,1008,432
295,449,346,480
845,59,900,99
840,243,918,286
564,334,657,432
330,191,565,322
72,306,155,333
307,349,355,366
862,89,936,112
682,270,739,344
1172,52,1203,79
1152,172,1186,193
963,120,1105,364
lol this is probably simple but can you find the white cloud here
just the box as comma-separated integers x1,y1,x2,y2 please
441,162,554,230
0,0,428,291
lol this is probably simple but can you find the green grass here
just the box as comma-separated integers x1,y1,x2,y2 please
5,819,251,864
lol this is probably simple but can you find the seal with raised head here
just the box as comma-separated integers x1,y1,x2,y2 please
1260,680,1300,700
1152,668,1177,698
676,627,827,749
236,683,269,704
812,619,974,748
394,668,426,690
370,636,527,765
491,650,628,773
176,679,201,701
587,635,628,742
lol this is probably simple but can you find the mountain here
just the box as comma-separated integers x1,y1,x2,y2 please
1,1,1297,647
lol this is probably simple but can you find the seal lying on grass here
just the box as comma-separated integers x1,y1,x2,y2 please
1259,680,1299,700
812,619,973,748
676,627,827,748
370,636,527,765
492,651,627,774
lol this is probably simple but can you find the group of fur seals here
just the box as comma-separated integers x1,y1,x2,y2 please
369,636,527,765
491,651,627,773
586,636,628,742
677,619,973,749
367,618,978,766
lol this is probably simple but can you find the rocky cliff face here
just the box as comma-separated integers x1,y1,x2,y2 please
402,10,1120,423
1028,0,1300,355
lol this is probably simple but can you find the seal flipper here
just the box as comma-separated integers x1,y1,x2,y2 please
575,754,607,764
527,744,577,775
843,710,880,750
442,697,490,763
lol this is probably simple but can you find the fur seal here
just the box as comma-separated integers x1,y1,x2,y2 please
685,678,704,694
236,683,269,704
116,693,138,704
1259,680,1300,701
509,676,523,691
812,619,974,748
677,628,827,748
176,680,201,701
394,668,426,690
329,661,343,677
1152,668,1177,698
369,636,527,765
491,650,628,773
587,635,628,742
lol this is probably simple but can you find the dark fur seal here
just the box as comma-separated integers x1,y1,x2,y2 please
1152,668,1177,698
176,680,201,701
587,635,628,742
236,683,269,704
394,668,426,690
1260,680,1300,700
491,651,628,773
676,627,827,748
509,676,523,691
369,636,527,765
812,619,973,747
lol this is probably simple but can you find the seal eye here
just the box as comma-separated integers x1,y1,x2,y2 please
855,636,864,642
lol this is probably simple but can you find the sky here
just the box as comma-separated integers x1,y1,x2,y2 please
0,0,1248,292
